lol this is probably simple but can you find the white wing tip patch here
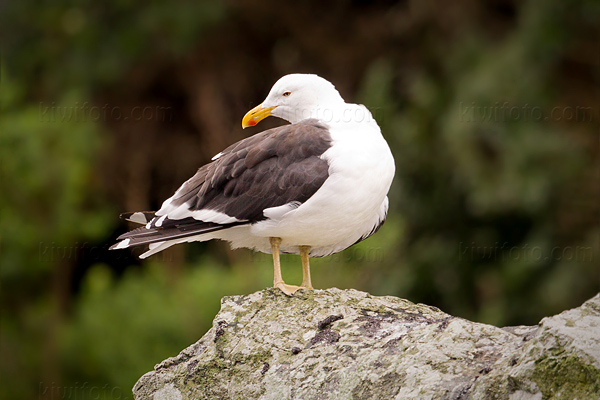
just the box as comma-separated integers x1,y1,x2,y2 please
155,215,167,227
114,239,131,249
211,152,224,161
128,212,148,224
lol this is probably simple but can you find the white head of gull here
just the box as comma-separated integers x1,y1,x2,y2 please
242,74,372,127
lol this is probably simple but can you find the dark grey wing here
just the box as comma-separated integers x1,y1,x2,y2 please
188,119,332,221
111,119,332,250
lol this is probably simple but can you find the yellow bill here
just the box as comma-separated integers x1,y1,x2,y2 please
242,104,276,129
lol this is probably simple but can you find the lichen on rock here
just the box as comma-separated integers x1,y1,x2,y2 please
133,289,600,399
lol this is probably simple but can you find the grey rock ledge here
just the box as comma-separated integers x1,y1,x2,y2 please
134,288,600,399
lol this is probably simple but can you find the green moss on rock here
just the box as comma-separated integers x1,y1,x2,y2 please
532,353,600,399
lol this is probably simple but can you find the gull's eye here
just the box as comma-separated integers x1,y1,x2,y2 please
282,91,291,97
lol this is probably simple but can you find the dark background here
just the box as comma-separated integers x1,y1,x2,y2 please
1,0,599,399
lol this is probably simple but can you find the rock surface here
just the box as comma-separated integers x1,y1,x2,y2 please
134,288,600,399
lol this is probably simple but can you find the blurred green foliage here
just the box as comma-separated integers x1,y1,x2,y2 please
1,0,598,399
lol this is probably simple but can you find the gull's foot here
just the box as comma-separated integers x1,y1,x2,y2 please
300,282,314,290
274,281,302,296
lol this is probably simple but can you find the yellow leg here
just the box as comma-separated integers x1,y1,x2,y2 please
299,245,314,289
270,237,300,296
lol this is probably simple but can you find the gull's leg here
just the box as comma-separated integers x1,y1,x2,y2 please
299,245,314,289
270,237,300,296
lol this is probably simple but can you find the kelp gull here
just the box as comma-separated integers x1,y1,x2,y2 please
111,74,395,295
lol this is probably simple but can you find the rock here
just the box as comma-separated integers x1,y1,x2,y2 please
133,288,600,399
